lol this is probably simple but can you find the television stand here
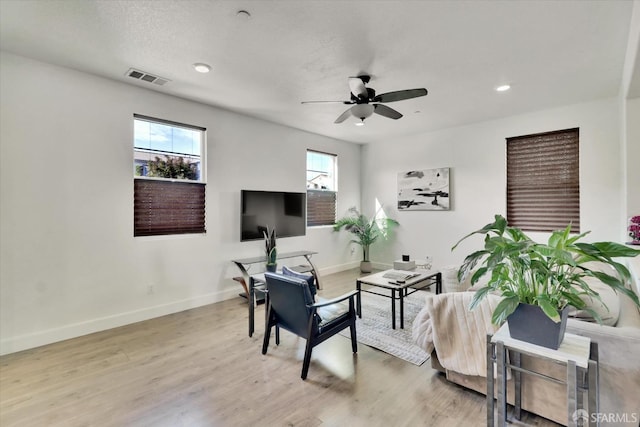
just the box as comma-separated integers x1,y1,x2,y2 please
233,276,266,304
231,250,320,337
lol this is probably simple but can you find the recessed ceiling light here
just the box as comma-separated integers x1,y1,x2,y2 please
236,10,251,20
193,63,211,73
495,84,511,92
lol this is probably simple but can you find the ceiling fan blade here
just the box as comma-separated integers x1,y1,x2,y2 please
301,100,353,104
348,77,368,99
334,107,354,124
374,104,403,120
373,88,428,103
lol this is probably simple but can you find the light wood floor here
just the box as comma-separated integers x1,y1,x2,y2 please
0,269,558,427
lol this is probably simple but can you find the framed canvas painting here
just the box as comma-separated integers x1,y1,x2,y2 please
397,168,450,211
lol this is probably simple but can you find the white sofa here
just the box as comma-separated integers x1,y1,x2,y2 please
413,259,640,426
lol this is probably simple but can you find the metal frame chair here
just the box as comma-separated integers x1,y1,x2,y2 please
262,272,358,379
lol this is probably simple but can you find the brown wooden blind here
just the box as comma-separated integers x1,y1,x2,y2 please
134,179,206,236
307,189,336,226
506,128,579,232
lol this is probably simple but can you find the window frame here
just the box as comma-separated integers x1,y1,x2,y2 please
506,128,580,233
133,114,205,183
306,149,337,227
133,114,207,237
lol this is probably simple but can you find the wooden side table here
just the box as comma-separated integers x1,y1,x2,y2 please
487,324,599,427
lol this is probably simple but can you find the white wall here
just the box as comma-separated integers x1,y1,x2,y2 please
0,52,361,355
624,97,640,218
1,50,631,355
361,98,624,268
620,0,640,235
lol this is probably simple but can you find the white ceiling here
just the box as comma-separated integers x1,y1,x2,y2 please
0,0,637,144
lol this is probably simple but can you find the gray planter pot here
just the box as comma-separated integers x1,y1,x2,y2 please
507,303,569,349
360,261,372,273
266,263,277,273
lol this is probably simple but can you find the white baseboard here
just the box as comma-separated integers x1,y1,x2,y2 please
372,261,394,270
317,261,361,276
1,261,380,355
318,261,392,276
0,287,238,356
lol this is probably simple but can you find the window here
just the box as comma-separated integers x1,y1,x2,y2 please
133,114,206,236
506,128,579,232
306,150,337,226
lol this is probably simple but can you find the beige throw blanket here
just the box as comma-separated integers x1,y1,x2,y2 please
412,292,502,377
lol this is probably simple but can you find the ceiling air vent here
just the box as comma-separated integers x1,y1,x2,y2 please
126,68,170,86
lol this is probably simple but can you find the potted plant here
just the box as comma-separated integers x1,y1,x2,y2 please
453,214,640,349
263,226,277,272
146,155,198,180
333,206,399,273
628,215,640,245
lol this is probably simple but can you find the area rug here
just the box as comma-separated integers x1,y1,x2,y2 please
340,291,430,366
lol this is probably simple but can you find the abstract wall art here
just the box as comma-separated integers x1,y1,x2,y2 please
397,168,450,211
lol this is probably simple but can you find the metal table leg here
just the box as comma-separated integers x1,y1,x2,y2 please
391,288,396,329
567,360,578,427
356,280,362,318
400,289,405,329
232,261,255,337
496,341,507,426
487,335,495,427
514,351,522,420
303,253,321,290
588,342,599,427
248,276,256,337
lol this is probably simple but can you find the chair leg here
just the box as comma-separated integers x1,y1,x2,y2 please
262,304,274,355
275,325,280,345
301,339,314,380
262,324,272,355
350,322,358,353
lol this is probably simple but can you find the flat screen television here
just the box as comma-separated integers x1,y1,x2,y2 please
241,190,306,241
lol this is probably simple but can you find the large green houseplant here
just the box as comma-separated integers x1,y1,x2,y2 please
333,207,399,273
453,215,640,348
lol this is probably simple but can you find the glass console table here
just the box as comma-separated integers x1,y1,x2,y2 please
231,250,319,337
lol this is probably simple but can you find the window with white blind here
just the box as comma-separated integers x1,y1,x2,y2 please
506,128,580,233
306,150,337,226
133,115,206,236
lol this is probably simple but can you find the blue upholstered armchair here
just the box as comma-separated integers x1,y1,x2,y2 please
262,272,358,379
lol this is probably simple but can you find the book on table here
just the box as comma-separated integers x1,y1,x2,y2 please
382,270,420,281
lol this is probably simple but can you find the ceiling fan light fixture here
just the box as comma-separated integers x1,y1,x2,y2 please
350,104,374,119
303,75,428,124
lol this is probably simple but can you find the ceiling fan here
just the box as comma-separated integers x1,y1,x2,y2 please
301,75,428,125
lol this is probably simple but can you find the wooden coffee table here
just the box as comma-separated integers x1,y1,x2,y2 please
356,269,442,329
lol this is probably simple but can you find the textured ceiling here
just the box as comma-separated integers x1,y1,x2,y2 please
0,0,636,144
